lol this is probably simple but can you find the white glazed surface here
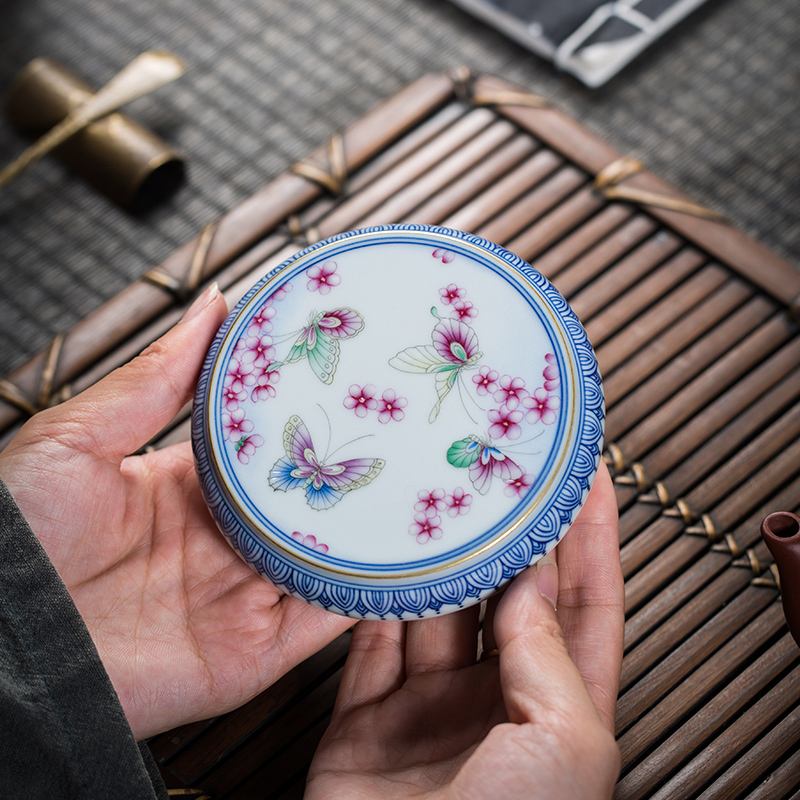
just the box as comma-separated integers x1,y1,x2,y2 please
192,226,604,619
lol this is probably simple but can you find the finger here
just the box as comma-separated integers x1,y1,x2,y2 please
333,620,406,712
482,595,499,654
405,603,481,676
265,595,358,678
556,461,624,732
494,560,601,727
43,283,228,463
483,545,557,658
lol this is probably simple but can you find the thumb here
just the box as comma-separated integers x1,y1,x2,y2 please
36,283,228,463
494,557,599,726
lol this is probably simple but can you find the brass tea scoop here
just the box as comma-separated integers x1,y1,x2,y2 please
0,50,184,190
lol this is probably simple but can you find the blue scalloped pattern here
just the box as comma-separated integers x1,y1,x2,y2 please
192,225,605,619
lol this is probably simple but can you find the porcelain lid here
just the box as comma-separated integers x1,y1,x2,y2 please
192,226,604,618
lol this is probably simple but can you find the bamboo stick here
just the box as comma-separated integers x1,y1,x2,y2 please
608,308,789,455
311,106,499,236
620,427,800,580
546,214,658,299
507,186,612,265
619,352,800,504
474,165,587,245
403,133,539,226
696,703,800,799
616,632,799,798
357,118,520,227
584,247,706,347
641,659,800,800
568,232,683,322
617,361,800,543
598,270,743,391
526,203,635,279
617,601,787,750
623,439,800,612
617,595,790,740
741,749,800,800
622,482,800,653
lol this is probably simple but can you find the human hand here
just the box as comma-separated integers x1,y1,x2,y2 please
306,461,623,799
0,284,354,739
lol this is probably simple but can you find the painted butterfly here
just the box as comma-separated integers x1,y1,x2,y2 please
446,435,523,495
267,308,364,384
268,415,385,510
389,313,482,422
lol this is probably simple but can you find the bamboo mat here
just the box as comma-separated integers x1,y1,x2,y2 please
4,72,800,799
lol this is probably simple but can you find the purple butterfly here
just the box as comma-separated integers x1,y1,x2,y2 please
268,415,385,510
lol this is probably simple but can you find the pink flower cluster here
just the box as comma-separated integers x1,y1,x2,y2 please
410,487,473,544
438,281,478,324
220,284,292,463
470,354,561,440
343,384,407,424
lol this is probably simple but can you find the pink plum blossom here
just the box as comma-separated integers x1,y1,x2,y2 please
222,408,253,443
224,358,255,394
473,366,499,396
523,388,561,425
445,487,473,517
504,472,534,498
247,303,276,336
239,334,275,368
451,299,478,323
250,364,280,401
543,353,560,391
493,375,528,410
221,383,246,411
439,283,466,305
306,260,341,295
432,248,455,263
291,531,329,554
267,282,293,303
377,389,407,424
343,384,378,418
409,513,443,544
415,488,446,518
235,433,264,465
488,406,524,440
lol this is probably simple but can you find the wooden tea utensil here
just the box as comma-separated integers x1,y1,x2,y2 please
761,511,800,647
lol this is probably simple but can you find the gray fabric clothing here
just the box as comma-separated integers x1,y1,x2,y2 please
0,477,167,799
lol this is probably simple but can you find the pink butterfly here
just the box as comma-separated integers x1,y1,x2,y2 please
268,415,385,510
446,435,523,495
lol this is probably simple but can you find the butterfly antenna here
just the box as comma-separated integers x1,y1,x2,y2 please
503,428,545,456
326,432,376,460
317,404,333,459
271,327,304,345
457,376,481,425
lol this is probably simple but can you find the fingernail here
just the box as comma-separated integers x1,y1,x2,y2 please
182,282,220,323
536,555,559,611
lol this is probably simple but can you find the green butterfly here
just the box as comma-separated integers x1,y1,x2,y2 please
268,308,364,384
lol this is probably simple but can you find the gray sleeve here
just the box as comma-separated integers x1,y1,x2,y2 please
0,477,168,799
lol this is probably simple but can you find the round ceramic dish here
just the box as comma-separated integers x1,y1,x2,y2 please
192,225,604,619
